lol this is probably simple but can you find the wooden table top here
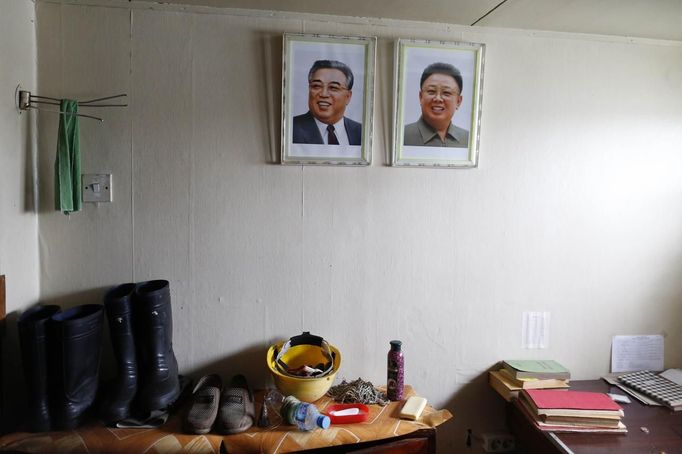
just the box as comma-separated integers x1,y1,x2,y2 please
511,379,682,454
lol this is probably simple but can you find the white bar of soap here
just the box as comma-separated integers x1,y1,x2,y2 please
399,396,427,420
331,408,360,416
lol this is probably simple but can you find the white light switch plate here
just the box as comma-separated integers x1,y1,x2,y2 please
82,174,112,203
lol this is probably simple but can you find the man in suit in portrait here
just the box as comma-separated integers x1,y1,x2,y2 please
293,60,362,145
404,62,469,148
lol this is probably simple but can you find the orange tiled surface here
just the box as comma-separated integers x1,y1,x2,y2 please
0,386,452,454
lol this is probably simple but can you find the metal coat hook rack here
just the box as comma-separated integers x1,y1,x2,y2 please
16,86,127,122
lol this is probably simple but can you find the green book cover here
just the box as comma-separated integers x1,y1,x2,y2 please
503,360,570,379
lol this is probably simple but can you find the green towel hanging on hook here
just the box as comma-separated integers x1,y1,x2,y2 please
55,99,81,214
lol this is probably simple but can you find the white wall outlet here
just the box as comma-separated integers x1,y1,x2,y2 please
82,174,112,203
481,432,515,453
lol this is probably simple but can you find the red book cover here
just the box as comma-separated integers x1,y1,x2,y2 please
524,389,622,411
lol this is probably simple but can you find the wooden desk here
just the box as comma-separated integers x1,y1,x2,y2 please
508,379,682,454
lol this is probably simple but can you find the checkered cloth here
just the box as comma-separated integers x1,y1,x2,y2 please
618,370,682,408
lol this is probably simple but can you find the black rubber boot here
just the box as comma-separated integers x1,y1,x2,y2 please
134,280,180,412
48,304,104,430
17,305,61,432
99,283,138,423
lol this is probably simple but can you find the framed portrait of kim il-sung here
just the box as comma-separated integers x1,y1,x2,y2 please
393,39,485,168
281,33,376,166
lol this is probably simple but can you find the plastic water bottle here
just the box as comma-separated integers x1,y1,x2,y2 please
265,390,330,431
292,399,331,431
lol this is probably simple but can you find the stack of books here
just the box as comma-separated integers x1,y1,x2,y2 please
489,360,570,401
518,389,626,433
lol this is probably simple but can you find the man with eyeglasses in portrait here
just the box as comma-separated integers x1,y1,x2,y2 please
292,60,362,145
404,62,469,148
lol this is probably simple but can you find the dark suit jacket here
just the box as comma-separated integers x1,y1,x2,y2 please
292,111,362,145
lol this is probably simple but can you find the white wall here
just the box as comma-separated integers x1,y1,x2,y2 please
0,0,40,429
34,2,682,451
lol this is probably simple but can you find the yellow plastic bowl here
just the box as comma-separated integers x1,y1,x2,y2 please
267,341,341,402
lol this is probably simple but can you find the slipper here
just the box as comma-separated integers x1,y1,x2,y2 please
183,374,222,434
216,374,255,434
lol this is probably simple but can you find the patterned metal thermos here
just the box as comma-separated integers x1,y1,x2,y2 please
387,340,404,401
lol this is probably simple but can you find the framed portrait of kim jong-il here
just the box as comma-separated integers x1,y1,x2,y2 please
281,33,376,166
393,39,485,168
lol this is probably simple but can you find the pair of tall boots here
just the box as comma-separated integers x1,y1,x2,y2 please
17,280,180,432
99,280,181,424
18,303,104,431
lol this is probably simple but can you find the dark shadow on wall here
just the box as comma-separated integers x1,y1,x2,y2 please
186,343,272,392
2,284,271,434
39,287,110,312
22,109,36,214
1,287,111,433
376,37,394,167
260,32,283,165
651,250,682,369
437,368,509,454
35,110,60,215
1,311,21,435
